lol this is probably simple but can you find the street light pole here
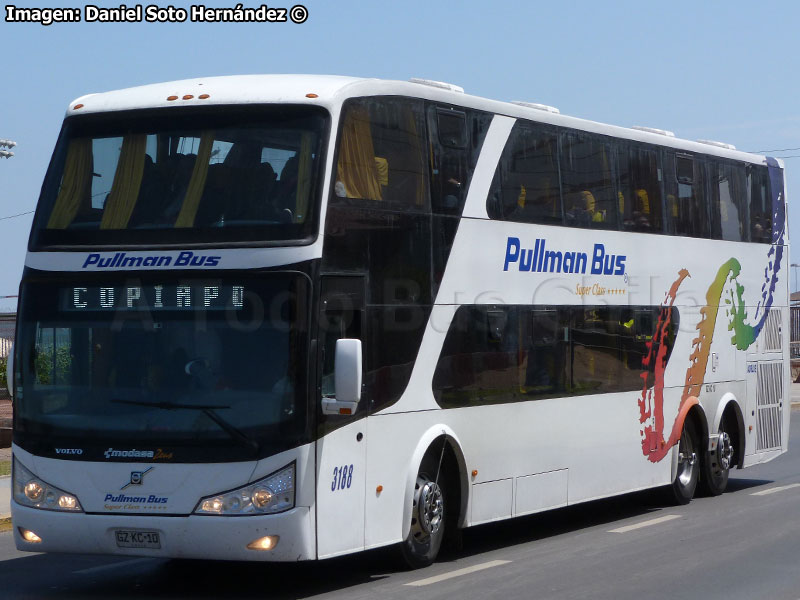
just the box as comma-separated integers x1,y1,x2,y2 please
0,139,16,159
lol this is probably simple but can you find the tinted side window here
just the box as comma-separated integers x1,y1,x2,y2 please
709,160,748,242
748,165,772,243
433,304,678,408
488,123,561,224
617,144,663,233
572,306,673,393
429,106,492,216
333,97,428,209
436,109,467,148
561,132,617,230
366,305,428,411
664,153,709,238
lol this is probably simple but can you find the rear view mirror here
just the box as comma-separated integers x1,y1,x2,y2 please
321,339,362,416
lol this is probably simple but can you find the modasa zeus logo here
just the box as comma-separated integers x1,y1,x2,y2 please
503,237,626,275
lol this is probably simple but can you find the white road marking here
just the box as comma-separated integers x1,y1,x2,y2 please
751,483,800,496
73,558,155,575
405,559,512,587
608,514,681,533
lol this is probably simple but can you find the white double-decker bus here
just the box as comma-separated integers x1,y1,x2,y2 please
7,75,789,567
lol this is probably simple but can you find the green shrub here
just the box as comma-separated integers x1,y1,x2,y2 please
34,347,72,385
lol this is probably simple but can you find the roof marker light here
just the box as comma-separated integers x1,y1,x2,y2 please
182,95,194,100
696,139,737,151
408,78,465,93
198,94,210,100
510,101,560,114
306,93,319,98
73,104,84,110
631,126,676,137
167,95,178,101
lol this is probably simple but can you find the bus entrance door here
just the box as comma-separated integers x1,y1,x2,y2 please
315,276,368,558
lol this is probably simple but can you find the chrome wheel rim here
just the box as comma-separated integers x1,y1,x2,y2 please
677,428,697,487
717,431,733,472
411,477,443,540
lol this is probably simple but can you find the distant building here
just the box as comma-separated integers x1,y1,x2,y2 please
0,313,14,359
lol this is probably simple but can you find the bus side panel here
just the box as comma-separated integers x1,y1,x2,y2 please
315,420,367,559
363,392,673,549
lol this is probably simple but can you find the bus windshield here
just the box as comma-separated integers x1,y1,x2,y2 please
14,272,311,462
30,105,328,248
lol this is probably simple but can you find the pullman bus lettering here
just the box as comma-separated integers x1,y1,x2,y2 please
82,251,221,269
503,237,626,275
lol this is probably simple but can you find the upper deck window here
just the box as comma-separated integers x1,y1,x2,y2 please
333,97,428,209
664,153,710,238
748,164,772,243
31,105,328,249
488,122,561,224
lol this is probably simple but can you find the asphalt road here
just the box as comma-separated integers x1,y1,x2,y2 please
2,412,800,600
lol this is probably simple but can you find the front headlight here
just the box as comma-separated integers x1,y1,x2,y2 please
13,457,83,512
194,463,295,516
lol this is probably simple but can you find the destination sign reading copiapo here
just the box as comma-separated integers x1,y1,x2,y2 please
60,284,246,311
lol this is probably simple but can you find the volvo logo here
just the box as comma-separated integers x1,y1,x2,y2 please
120,467,153,490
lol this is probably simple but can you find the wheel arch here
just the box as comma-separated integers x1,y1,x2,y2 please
402,426,469,538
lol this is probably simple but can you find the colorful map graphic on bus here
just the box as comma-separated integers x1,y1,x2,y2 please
639,159,785,463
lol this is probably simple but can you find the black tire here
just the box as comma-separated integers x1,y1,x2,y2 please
699,416,733,496
400,458,446,569
670,419,699,505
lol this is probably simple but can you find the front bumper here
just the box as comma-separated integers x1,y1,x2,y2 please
12,502,315,562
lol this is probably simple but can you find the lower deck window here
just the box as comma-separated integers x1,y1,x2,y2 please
432,304,678,408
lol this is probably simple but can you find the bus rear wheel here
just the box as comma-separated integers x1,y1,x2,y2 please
671,419,699,505
699,417,733,496
400,463,446,569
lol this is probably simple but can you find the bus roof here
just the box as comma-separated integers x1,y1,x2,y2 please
67,74,772,166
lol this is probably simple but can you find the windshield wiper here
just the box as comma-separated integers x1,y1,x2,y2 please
110,398,259,454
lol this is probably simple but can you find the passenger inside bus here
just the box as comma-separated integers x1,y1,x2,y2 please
565,190,605,225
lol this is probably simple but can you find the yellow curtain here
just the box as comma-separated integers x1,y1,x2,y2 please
175,132,215,228
336,106,382,200
374,157,389,186
47,138,93,229
99,134,147,230
294,132,313,222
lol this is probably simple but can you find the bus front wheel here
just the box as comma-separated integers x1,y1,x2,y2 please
400,460,446,569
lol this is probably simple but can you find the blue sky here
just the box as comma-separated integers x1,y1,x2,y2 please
2,0,800,310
